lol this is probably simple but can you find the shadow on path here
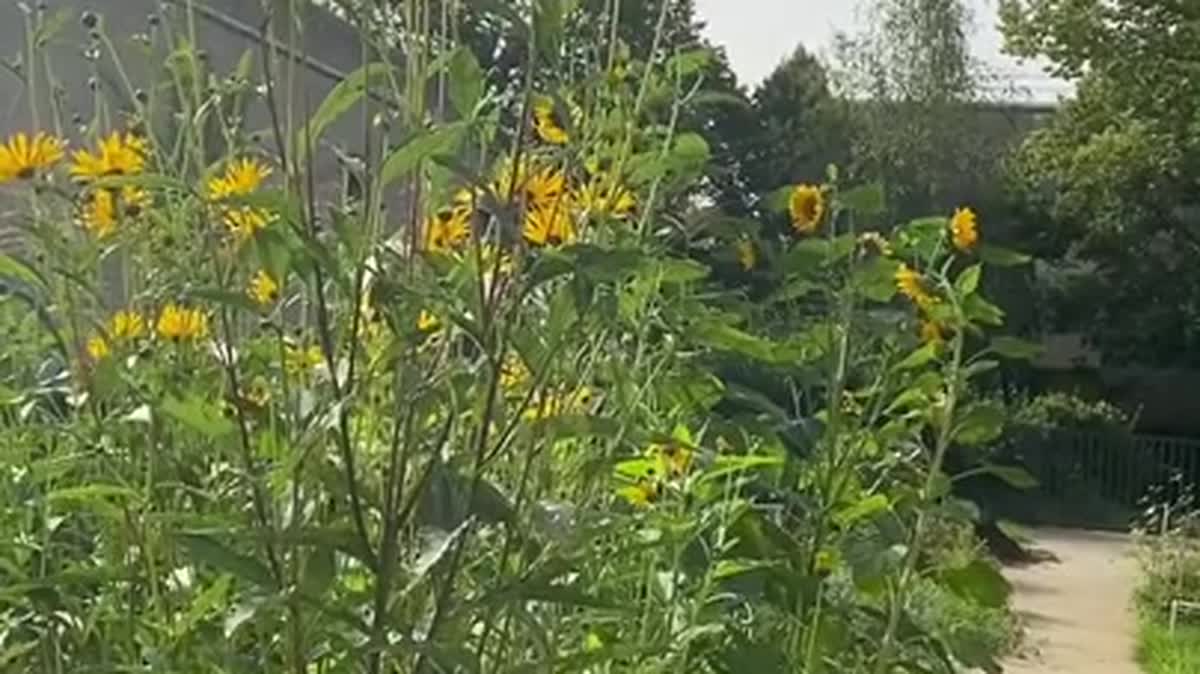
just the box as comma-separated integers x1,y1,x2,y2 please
1001,527,1140,674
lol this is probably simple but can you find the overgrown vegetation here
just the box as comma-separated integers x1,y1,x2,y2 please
0,1,1045,672
1135,494,1200,674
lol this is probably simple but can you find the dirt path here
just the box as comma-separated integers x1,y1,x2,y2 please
1002,528,1140,674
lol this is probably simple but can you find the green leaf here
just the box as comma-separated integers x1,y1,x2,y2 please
939,559,1012,608
699,455,783,484
178,534,277,590
894,342,939,371
977,464,1039,490
833,495,891,528
963,294,1005,326
955,264,982,296
978,244,1031,267
648,257,710,284
0,253,45,290
300,547,336,598
854,256,900,302
161,396,236,439
379,121,469,189
669,48,714,77
448,48,485,117
529,415,620,441
989,336,1044,360
186,288,260,314
298,62,392,155
839,182,886,215
954,402,1006,446
691,321,802,365
896,217,948,258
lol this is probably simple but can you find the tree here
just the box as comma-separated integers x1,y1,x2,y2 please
835,0,1000,220
736,46,851,204
999,1,1200,365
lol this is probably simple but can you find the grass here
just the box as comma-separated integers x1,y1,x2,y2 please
1137,619,1200,674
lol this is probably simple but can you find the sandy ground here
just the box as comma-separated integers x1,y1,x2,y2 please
1001,528,1141,674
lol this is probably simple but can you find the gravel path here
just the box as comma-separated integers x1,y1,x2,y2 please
1002,528,1141,674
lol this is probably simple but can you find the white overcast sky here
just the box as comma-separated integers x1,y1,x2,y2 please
693,0,1072,103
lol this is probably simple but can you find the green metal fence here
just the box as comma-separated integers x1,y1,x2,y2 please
1015,428,1200,511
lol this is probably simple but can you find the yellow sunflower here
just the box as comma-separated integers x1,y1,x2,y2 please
208,157,272,200
618,478,661,508
285,343,324,375
523,204,575,248
79,189,118,239
417,310,441,334
789,184,825,234
491,158,567,212
156,303,209,342
223,206,275,242
499,352,531,391
424,206,471,253
533,97,569,145
69,132,147,182
895,263,935,310
0,132,66,183
574,178,636,219
86,335,111,361
950,207,979,252
110,310,147,341
247,270,280,306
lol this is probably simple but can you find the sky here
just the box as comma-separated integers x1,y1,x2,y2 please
693,0,1073,103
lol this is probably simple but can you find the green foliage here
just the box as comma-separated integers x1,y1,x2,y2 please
1011,392,1132,433
0,3,1024,673
1000,0,1200,365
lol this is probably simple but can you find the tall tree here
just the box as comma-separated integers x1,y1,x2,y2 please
1000,0,1200,365
835,0,999,220
737,46,851,203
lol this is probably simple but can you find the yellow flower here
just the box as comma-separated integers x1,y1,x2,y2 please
523,387,594,420
653,442,694,478
417,310,441,333
618,479,660,508
574,178,636,219
950,207,979,252
110,310,147,341
735,239,757,271
120,185,151,216
920,320,944,345
523,205,575,248
285,343,324,375
223,206,275,242
247,270,280,306
895,263,936,310
492,159,567,212
789,184,825,234
86,310,146,361
208,157,272,200
424,206,471,253
499,352,531,390
533,97,569,145
79,189,118,239
859,231,894,256
86,335,111,361
156,303,209,342
69,132,147,182
0,132,65,182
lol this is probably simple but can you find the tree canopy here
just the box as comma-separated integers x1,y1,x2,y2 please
1000,0,1200,365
